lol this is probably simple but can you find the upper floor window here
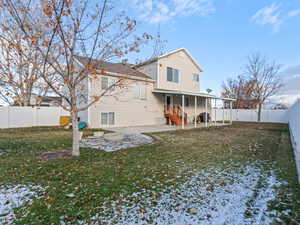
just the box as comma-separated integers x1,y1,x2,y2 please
133,84,147,100
101,77,116,90
193,73,199,82
167,67,179,83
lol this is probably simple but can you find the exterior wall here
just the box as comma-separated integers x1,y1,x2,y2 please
77,77,89,123
88,75,165,128
137,62,158,88
157,50,201,92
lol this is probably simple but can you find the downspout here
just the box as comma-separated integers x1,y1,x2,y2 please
87,76,91,127
156,61,160,89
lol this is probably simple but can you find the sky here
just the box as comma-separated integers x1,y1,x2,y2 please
121,0,300,106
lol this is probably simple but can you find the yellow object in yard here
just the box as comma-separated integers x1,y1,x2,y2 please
60,116,71,126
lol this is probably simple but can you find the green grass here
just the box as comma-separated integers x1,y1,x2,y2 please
0,123,299,224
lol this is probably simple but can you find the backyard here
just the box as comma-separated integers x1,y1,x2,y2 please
0,123,299,224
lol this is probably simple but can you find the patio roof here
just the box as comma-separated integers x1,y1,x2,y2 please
152,89,235,101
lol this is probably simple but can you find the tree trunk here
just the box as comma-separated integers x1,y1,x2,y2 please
71,111,80,156
257,103,262,122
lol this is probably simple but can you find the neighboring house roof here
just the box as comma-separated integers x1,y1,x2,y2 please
74,56,152,80
134,48,204,72
41,96,62,104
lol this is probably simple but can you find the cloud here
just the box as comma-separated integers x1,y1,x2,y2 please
288,9,300,18
251,3,300,32
251,3,283,32
269,65,300,106
280,64,300,78
129,0,215,24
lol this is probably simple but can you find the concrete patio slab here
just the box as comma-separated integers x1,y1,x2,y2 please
106,123,230,134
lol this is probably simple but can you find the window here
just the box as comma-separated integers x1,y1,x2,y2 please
133,84,147,100
167,67,179,83
101,77,108,89
101,112,115,125
185,96,190,107
101,77,116,90
180,96,190,107
193,73,199,82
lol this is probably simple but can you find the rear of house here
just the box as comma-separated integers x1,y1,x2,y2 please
75,48,226,129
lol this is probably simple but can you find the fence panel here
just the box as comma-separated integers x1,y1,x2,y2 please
0,106,70,129
0,107,9,129
213,109,288,123
8,107,36,128
36,107,60,127
288,100,300,182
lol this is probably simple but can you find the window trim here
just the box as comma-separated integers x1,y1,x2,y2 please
101,76,116,91
193,73,200,82
101,77,109,90
101,112,115,126
167,67,179,83
133,83,147,100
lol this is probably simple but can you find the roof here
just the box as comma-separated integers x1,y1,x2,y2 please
75,56,152,80
134,48,204,72
41,96,62,103
152,89,236,101
152,89,216,98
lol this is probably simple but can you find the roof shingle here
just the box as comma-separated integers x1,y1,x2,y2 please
75,56,152,80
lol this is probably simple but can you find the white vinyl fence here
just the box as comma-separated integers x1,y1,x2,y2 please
0,106,69,129
212,109,288,123
288,100,300,182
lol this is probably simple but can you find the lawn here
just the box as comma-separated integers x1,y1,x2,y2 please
0,123,299,224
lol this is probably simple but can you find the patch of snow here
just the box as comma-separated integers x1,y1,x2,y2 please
80,133,154,152
0,185,44,224
82,163,282,225
0,149,14,156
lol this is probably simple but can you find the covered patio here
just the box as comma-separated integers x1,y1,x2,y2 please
152,89,236,130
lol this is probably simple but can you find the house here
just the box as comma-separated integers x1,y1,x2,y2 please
13,94,62,107
75,48,234,128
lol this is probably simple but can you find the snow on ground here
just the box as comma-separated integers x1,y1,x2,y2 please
80,134,154,152
0,185,44,224
83,162,282,225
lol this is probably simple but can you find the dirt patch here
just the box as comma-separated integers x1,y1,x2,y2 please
36,150,73,160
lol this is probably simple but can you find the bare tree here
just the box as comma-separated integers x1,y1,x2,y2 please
222,53,283,116
245,53,283,121
0,17,54,106
222,75,259,109
149,26,167,59
1,0,152,156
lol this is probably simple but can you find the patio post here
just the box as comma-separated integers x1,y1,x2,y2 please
205,98,208,127
214,98,217,126
222,100,225,125
230,101,233,125
182,94,185,129
194,96,197,128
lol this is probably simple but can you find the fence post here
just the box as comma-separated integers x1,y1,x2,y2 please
34,107,38,127
7,106,10,128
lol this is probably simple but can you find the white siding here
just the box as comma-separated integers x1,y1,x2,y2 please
89,77,165,128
